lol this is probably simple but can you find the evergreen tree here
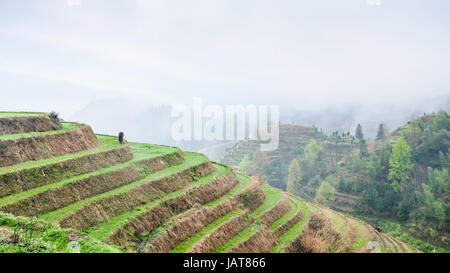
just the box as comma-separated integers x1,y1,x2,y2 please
355,124,364,141
416,184,446,230
359,139,369,158
338,176,346,192
287,159,302,195
355,175,365,193
388,137,412,193
376,123,388,140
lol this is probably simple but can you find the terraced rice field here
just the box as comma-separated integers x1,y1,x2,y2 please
0,112,414,253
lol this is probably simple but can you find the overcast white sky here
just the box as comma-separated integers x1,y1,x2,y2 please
0,0,449,117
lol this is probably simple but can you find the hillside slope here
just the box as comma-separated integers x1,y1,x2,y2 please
319,112,449,251
220,123,356,195
0,112,413,253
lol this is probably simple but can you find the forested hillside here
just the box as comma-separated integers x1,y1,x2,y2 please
221,112,449,252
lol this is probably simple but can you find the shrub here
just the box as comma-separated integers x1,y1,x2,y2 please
49,111,61,128
298,212,350,253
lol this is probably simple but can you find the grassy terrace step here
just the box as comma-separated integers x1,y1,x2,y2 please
270,197,312,253
320,207,358,250
37,150,198,224
269,197,300,232
226,193,291,253
203,174,251,208
375,232,393,253
0,142,181,216
0,123,99,168
0,112,47,118
357,220,394,253
188,210,252,253
170,209,244,253
389,234,407,252
215,185,282,253
348,220,378,252
168,174,252,253
0,135,132,198
0,112,59,135
382,233,400,253
0,135,122,175
0,122,78,141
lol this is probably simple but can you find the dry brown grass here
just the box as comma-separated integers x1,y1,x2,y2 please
188,212,252,253
260,194,290,227
286,211,351,253
230,227,277,253
273,209,302,238
0,115,59,135
145,199,238,253
0,126,99,168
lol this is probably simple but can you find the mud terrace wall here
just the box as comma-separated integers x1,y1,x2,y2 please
0,115,59,135
145,193,240,252
0,145,133,198
273,210,302,238
0,125,99,167
260,194,290,227
229,194,290,253
230,227,276,253
188,213,252,253
60,160,214,230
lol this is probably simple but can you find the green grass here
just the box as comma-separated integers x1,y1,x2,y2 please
269,197,299,232
214,185,282,253
353,237,369,250
170,209,243,253
0,122,79,140
0,135,122,175
270,197,311,253
0,112,46,118
0,141,177,208
0,212,120,253
86,163,227,240
377,220,448,253
329,213,347,234
349,220,373,251
39,152,207,223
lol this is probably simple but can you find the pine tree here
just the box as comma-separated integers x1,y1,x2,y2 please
388,137,412,193
376,123,388,140
338,177,345,192
355,124,364,141
287,159,302,195
359,139,369,158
